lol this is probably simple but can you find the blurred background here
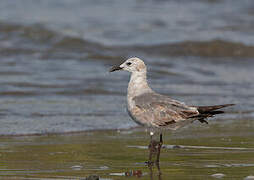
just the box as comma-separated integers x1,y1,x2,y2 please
0,0,254,135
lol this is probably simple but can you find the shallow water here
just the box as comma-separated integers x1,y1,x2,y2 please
0,120,254,179
0,21,254,134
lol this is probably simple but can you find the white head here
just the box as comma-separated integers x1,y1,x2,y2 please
109,57,146,74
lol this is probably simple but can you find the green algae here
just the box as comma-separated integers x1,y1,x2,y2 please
0,120,254,179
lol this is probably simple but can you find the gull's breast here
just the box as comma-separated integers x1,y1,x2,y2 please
127,96,151,127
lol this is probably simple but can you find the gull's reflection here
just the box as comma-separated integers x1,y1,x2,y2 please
148,161,162,180
148,133,163,164
146,134,163,180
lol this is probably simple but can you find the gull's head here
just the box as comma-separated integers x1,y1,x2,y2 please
109,57,146,73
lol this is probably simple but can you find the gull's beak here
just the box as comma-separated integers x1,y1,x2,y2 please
109,65,123,72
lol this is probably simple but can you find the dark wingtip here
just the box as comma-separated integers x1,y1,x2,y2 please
216,104,235,108
196,104,235,113
219,104,235,109
223,104,235,106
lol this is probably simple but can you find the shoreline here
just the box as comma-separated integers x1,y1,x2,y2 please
0,126,143,138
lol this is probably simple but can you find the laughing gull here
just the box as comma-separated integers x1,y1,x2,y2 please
110,57,234,163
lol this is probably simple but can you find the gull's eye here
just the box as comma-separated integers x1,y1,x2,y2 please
126,62,132,66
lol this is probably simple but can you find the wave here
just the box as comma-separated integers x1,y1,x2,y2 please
130,40,254,58
1,21,254,59
0,21,118,61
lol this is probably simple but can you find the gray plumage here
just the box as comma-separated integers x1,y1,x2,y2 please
130,92,198,129
110,57,234,132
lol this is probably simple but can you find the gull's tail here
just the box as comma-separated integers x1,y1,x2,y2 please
194,104,235,124
196,104,235,113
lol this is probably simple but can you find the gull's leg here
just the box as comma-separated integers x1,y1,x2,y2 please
148,131,156,166
155,160,162,180
148,161,154,180
156,133,163,163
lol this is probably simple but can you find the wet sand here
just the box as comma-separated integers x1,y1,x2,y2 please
1,118,254,179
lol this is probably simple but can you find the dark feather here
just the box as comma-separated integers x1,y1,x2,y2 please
194,104,234,124
196,104,235,113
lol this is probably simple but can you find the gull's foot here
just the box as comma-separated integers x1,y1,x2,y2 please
155,158,162,167
145,161,154,167
148,140,160,165
155,159,160,164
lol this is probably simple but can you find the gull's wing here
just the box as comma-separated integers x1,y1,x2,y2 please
131,92,199,128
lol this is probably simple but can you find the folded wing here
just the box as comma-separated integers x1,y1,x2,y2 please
131,93,199,128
